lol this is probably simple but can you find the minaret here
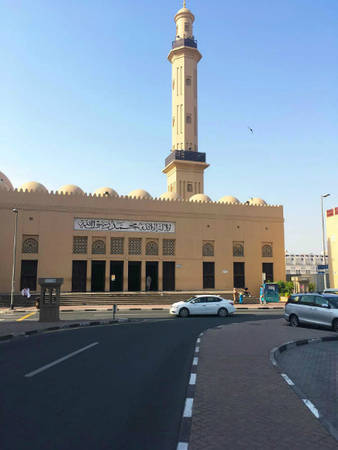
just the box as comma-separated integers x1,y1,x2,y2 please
163,1,209,200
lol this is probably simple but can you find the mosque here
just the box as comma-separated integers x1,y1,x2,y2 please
0,2,285,296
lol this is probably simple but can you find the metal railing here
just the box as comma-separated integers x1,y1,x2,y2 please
172,38,198,49
165,150,206,167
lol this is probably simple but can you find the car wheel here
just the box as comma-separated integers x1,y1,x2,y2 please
179,308,189,318
332,319,338,332
290,314,299,327
218,308,228,317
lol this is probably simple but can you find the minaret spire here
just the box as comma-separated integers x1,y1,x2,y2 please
163,2,209,200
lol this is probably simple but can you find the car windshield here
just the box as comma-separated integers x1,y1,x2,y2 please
184,297,196,303
328,297,338,309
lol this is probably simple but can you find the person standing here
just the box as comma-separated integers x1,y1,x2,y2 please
233,288,238,304
146,275,152,291
259,285,266,305
239,290,243,304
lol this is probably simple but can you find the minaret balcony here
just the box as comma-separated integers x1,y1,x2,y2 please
172,38,198,49
165,150,206,167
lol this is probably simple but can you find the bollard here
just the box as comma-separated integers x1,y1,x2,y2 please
113,304,117,320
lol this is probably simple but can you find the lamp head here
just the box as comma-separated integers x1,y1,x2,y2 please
12,208,18,213
322,193,330,198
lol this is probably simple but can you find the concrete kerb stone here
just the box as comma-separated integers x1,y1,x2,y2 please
0,318,132,344
270,335,338,442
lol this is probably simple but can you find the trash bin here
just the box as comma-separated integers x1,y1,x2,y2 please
38,278,64,322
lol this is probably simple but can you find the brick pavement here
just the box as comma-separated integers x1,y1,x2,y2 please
189,319,338,449
278,340,338,440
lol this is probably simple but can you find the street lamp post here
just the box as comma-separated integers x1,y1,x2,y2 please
10,208,18,310
321,194,330,290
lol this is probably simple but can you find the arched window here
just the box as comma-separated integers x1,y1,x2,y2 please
92,239,106,255
146,240,158,256
22,237,38,254
233,242,244,257
262,244,273,258
203,242,214,257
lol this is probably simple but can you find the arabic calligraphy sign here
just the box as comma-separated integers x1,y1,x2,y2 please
74,218,176,233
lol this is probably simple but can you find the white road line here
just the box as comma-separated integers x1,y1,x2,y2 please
196,338,201,344
183,398,194,417
302,399,320,418
281,373,295,386
199,332,204,337
195,346,200,353
24,342,99,378
189,373,197,385
193,357,198,366
177,443,188,450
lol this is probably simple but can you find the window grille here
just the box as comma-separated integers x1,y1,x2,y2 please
92,239,106,255
111,238,124,255
22,237,39,254
186,77,191,86
73,236,88,254
262,244,273,258
203,242,214,257
233,242,244,257
187,183,193,192
186,114,192,124
146,240,159,256
129,238,142,255
163,239,175,256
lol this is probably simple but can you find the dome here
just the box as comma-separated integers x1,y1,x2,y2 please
0,171,14,191
189,193,212,203
160,192,182,201
175,7,194,21
218,195,240,205
93,187,118,197
248,197,267,206
128,189,153,200
57,184,84,195
19,181,48,193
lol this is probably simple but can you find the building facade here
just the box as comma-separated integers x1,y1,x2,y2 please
0,3,285,296
285,253,328,292
327,207,338,288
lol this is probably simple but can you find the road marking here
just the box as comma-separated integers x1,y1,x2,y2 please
195,346,200,353
196,338,201,344
302,399,320,418
189,373,196,385
16,312,37,322
183,398,193,417
193,357,198,366
281,373,295,386
24,342,99,378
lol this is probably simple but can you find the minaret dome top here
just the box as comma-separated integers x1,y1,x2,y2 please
174,2,195,39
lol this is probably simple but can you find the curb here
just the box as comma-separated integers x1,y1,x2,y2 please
176,331,203,450
270,335,338,442
0,318,131,343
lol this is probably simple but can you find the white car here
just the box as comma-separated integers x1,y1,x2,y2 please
170,295,236,318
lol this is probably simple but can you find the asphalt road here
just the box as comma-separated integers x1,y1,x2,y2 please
0,313,281,450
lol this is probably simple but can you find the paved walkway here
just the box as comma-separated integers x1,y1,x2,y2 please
190,319,338,449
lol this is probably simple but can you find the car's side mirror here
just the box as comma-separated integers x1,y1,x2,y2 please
190,300,196,304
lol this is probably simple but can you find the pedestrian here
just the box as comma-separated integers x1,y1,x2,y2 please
233,288,238,304
259,285,266,305
146,275,152,291
21,287,31,305
239,290,243,304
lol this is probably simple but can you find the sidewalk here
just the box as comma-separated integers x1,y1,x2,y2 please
188,318,338,449
0,302,285,314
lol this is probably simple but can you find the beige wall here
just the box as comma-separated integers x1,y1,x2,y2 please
327,209,338,288
0,190,285,296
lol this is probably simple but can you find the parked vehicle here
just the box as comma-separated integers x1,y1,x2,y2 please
170,295,236,318
284,293,338,331
322,288,338,295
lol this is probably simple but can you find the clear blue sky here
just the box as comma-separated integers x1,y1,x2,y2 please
1,0,337,253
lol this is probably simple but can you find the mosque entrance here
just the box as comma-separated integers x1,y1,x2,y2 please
91,261,106,292
203,262,215,289
72,260,87,292
163,262,175,291
262,263,274,283
110,261,124,292
128,261,141,291
20,260,38,291
146,262,158,291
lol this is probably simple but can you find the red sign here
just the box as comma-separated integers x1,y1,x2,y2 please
327,209,334,217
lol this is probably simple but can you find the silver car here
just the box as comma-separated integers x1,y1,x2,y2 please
285,293,338,331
